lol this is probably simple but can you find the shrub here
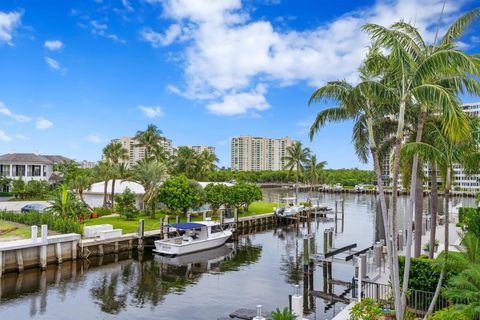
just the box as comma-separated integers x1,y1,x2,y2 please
0,210,83,234
115,188,139,220
349,298,383,320
271,308,296,320
93,207,114,217
398,256,440,292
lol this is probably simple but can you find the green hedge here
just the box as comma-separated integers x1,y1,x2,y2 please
0,210,83,234
398,256,440,292
458,207,478,224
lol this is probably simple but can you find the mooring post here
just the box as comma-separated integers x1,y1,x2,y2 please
31,225,38,243
41,224,48,243
220,210,225,225
334,201,338,233
176,215,180,224
253,305,266,320
138,219,145,252
358,257,363,302
291,285,303,320
187,213,191,222
328,228,334,249
303,235,310,268
39,245,47,270
323,229,329,254
309,233,315,256
360,253,367,279
55,243,63,264
341,199,345,232
234,207,239,223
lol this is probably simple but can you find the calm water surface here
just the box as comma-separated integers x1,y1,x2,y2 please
0,190,475,319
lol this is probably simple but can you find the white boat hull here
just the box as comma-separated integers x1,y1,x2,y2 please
153,231,232,256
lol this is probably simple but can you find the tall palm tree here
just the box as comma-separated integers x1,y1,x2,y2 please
103,142,129,208
361,13,480,317
94,161,114,207
283,141,311,189
134,124,163,159
197,150,218,180
403,117,480,316
133,159,169,217
69,170,93,211
304,155,327,195
173,147,199,179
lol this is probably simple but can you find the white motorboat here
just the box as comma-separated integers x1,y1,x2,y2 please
274,197,304,218
154,220,233,256
154,243,234,269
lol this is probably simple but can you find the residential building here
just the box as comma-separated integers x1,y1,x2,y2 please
0,153,70,184
83,180,145,209
78,160,98,169
110,135,173,167
182,145,216,155
231,136,295,171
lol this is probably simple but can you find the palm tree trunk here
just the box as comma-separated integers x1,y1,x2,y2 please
414,174,423,257
429,162,439,259
367,116,399,315
103,180,108,207
400,110,427,318
79,189,93,212
111,178,116,210
424,168,450,318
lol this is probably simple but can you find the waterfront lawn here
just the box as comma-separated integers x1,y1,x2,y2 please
0,220,32,239
83,201,277,234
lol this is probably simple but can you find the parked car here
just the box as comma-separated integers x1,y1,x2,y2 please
21,203,49,213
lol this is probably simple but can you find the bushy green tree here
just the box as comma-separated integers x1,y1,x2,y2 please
234,183,262,211
11,177,26,199
115,187,138,220
158,176,205,215
204,183,229,214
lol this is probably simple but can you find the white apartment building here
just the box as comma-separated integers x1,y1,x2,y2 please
111,136,173,168
78,160,98,169
0,153,70,183
182,145,216,155
231,136,295,171
452,102,480,191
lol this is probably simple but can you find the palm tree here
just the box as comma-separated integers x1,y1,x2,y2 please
283,141,311,192
69,170,93,211
103,142,129,208
133,159,169,217
361,13,480,317
94,161,114,207
134,124,163,159
304,155,327,195
173,147,199,179
196,150,218,180
402,117,480,316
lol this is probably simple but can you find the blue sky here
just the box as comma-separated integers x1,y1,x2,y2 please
0,0,479,169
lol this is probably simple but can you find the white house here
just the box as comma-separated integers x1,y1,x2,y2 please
0,153,70,186
83,180,145,209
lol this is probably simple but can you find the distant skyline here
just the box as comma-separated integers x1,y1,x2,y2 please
0,0,479,169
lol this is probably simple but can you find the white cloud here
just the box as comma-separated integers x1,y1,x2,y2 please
140,24,181,47
0,101,31,122
36,117,53,130
139,105,165,118
122,0,134,11
14,134,29,140
0,11,21,45
90,20,126,44
156,0,468,116
0,130,12,142
206,85,270,116
44,40,64,51
86,134,104,143
45,56,61,70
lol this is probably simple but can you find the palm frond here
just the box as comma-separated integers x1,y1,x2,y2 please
440,8,480,47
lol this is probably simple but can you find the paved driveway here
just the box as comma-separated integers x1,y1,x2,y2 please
0,200,51,212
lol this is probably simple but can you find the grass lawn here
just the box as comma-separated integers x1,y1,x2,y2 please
0,220,32,239
83,201,278,234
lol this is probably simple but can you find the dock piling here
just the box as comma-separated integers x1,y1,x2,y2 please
41,225,48,243
31,226,38,243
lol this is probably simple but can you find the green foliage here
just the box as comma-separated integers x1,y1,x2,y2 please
48,184,86,219
92,207,114,217
204,183,229,213
349,298,383,320
432,307,469,320
398,255,440,292
11,179,51,200
232,183,262,210
158,176,205,215
0,210,83,234
459,207,478,225
11,178,26,199
115,187,138,220
271,307,296,320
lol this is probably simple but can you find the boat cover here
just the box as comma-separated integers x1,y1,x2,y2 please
166,222,205,230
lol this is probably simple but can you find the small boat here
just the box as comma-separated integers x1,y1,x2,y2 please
274,197,304,218
355,184,364,192
154,221,233,256
154,244,234,268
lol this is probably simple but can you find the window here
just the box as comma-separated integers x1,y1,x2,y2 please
0,165,10,176
13,165,25,177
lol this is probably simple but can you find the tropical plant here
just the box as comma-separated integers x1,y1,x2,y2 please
304,155,327,194
204,183,229,214
233,183,262,211
48,184,85,220
283,141,311,189
196,150,218,180
349,298,383,320
172,147,199,179
442,264,480,319
271,307,296,320
133,159,169,217
94,161,114,207
134,124,163,159
103,141,129,208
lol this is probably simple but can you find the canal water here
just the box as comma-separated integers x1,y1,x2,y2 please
0,190,475,319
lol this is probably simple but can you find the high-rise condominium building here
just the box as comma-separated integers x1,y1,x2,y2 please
231,136,295,171
111,136,173,168
182,145,216,155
